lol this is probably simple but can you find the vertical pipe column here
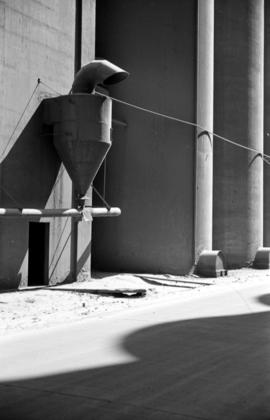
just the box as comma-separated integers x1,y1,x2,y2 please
70,0,82,282
194,0,214,263
74,0,82,75
214,0,264,267
264,0,270,245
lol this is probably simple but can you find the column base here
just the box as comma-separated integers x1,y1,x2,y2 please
253,247,270,269
195,250,227,277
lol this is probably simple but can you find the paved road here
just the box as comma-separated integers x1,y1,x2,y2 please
0,279,270,419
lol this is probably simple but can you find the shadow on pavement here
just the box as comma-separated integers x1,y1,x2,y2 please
258,293,270,307
0,295,270,419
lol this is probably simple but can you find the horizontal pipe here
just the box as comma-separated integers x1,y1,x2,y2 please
88,207,121,217
0,207,121,218
0,208,81,218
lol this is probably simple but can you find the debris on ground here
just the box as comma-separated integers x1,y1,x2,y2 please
0,268,269,336
49,286,147,298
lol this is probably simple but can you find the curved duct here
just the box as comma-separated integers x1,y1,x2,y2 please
71,59,129,94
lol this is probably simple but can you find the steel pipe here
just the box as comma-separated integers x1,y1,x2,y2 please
194,0,214,263
88,207,121,217
0,207,121,219
71,60,129,94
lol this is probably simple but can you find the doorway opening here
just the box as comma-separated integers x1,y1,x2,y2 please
28,222,49,286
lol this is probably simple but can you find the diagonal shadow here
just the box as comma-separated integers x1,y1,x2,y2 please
0,102,61,289
47,287,146,298
136,275,195,289
136,275,213,286
0,295,270,419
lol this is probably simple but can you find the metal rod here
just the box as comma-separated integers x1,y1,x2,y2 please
74,0,82,75
70,0,82,284
0,207,121,218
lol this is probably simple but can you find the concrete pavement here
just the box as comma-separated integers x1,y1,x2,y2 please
0,279,270,419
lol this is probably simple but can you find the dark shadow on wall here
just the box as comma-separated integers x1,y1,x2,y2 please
0,102,61,289
63,240,91,283
77,241,91,273
50,232,71,283
1,301,270,419
93,0,197,275
49,218,70,277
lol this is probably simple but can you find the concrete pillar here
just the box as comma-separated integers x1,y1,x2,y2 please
213,0,264,267
194,0,214,263
264,0,270,245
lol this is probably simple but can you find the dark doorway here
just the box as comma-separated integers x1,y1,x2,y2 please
28,222,49,286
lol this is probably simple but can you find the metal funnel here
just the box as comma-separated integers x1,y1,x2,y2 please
44,94,112,197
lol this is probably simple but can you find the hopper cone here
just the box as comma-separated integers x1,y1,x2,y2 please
45,94,112,197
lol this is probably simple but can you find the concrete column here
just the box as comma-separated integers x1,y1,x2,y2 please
214,0,264,267
264,0,270,245
194,0,214,263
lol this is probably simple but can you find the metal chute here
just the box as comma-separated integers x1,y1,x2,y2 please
71,59,129,94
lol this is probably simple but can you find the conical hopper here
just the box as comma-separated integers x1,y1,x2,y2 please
45,94,112,197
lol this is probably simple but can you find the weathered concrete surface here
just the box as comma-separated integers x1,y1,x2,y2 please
0,104,62,289
0,0,75,288
0,0,96,288
213,0,264,267
93,0,196,274
0,279,270,419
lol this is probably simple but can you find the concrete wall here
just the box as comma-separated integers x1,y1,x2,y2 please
93,0,196,274
0,0,95,289
1,0,266,286
213,0,264,267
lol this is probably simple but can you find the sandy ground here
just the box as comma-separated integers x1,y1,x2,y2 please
0,268,269,336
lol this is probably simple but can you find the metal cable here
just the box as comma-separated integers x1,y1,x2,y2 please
0,184,23,209
103,158,107,198
92,185,111,210
0,80,43,208
2,77,270,213
39,80,62,96
0,79,40,160
39,79,270,163
95,91,270,162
